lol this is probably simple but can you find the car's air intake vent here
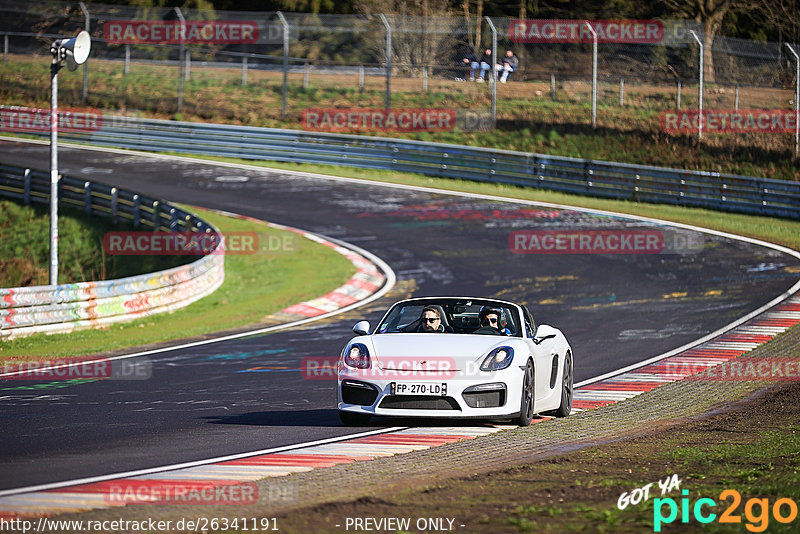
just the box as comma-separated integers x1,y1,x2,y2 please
379,396,461,410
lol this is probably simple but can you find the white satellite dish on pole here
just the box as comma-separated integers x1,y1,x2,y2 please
55,30,91,71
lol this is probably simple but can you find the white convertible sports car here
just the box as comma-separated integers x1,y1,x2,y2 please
337,297,573,426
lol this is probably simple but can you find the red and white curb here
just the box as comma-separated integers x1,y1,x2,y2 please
202,211,386,321
573,295,800,410
278,229,385,319
0,425,542,518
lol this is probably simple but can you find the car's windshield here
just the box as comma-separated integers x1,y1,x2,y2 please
376,299,521,336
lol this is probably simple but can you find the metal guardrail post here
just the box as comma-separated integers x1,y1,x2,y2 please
689,30,704,140
785,44,799,158
379,14,391,111
153,200,160,229
79,2,89,104
277,12,289,118
175,7,185,114
584,21,597,129
110,187,118,224
23,169,31,204
133,194,140,228
84,182,92,214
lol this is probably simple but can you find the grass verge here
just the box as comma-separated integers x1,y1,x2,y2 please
0,206,356,360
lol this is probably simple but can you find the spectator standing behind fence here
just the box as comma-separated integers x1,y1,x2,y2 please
496,50,518,83
476,48,493,82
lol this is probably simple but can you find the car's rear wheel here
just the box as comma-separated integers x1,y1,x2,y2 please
516,359,535,426
339,410,371,426
550,351,573,418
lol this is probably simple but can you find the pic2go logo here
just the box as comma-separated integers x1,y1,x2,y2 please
654,490,799,532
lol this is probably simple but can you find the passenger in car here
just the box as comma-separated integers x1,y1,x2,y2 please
473,307,511,335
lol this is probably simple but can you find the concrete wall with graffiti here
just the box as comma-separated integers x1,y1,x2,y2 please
0,164,224,339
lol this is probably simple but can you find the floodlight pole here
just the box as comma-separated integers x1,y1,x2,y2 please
79,2,89,104
49,54,60,286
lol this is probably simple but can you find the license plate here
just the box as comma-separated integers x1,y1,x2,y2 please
391,382,447,396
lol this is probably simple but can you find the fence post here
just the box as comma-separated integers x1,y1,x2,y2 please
486,16,497,130
79,2,89,104
175,7,185,113
423,66,428,92
124,44,130,75
551,73,556,100
359,65,365,92
785,44,799,158
185,49,191,80
23,169,31,204
689,30,703,140
619,77,624,106
379,14,392,111
583,21,598,128
277,11,289,118
242,56,248,85
3,34,7,62
734,85,739,110
677,80,681,108
304,61,309,89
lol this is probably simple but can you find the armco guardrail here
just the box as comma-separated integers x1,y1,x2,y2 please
0,164,224,339
37,115,800,220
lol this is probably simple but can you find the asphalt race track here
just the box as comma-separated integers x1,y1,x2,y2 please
1,139,799,491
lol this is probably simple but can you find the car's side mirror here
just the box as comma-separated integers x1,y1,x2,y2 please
353,320,370,336
533,324,557,345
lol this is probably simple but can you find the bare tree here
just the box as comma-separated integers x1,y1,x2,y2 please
354,0,457,75
661,0,752,82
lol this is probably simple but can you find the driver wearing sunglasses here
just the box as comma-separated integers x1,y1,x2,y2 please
420,306,446,333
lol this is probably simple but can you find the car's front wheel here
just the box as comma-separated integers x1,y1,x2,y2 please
516,359,535,426
339,410,371,426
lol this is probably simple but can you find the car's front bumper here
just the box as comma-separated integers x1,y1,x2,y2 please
337,371,524,419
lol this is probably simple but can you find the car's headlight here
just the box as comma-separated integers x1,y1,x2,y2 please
343,343,371,369
480,346,514,371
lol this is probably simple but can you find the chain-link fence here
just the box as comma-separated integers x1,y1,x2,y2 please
1,1,798,147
